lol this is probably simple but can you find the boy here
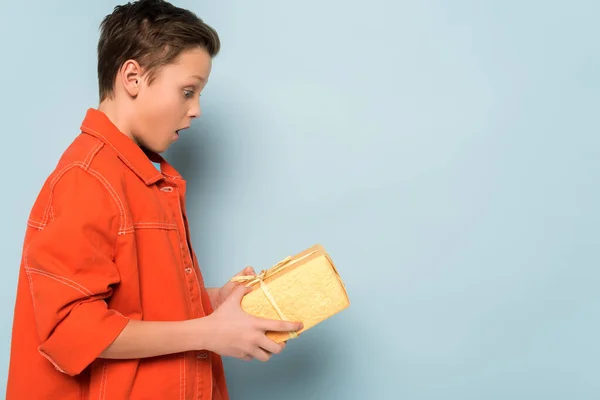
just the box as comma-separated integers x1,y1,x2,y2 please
6,0,303,398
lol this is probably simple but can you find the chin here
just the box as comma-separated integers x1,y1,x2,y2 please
140,142,169,155
153,146,169,154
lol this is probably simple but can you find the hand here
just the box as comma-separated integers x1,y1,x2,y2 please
210,266,255,309
204,285,303,362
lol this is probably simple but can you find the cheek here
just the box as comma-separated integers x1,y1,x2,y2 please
141,94,177,126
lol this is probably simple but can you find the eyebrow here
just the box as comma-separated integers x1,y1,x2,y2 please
189,74,206,82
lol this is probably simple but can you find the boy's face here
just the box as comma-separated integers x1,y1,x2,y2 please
130,47,212,153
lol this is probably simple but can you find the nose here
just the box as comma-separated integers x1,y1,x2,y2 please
188,99,201,119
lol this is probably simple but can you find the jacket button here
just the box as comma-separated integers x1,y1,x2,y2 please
197,353,208,359
184,268,192,274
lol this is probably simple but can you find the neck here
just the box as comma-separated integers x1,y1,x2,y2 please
98,99,135,141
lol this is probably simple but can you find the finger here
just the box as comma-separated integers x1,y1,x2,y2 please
258,318,303,333
229,284,253,303
250,348,272,363
257,336,285,355
224,267,256,291
242,354,253,362
234,266,255,277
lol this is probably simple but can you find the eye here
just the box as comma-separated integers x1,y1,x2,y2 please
183,89,195,99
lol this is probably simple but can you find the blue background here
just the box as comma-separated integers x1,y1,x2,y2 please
1,1,599,398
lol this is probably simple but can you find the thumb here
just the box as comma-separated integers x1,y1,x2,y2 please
235,266,255,277
229,283,253,303
224,267,255,289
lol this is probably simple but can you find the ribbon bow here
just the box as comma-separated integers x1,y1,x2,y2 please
231,251,317,339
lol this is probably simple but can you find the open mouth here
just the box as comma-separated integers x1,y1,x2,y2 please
176,126,190,135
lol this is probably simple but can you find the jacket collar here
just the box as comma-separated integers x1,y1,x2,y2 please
80,108,183,185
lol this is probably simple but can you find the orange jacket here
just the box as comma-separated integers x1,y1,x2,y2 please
7,108,229,399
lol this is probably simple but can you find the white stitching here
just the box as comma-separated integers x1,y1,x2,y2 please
118,226,135,235
81,125,163,183
86,167,127,232
133,222,178,230
134,222,177,226
116,222,178,235
179,355,184,400
25,267,94,297
37,163,128,234
39,163,80,228
27,219,45,230
182,353,186,400
38,348,68,374
40,141,104,227
83,141,103,169
23,244,36,311
162,172,183,180
26,267,94,296
99,362,108,400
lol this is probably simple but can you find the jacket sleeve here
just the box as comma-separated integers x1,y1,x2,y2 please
25,165,130,376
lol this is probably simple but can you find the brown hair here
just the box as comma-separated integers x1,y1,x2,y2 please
97,0,220,101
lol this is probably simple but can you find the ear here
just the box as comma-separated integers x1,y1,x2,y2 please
118,59,143,98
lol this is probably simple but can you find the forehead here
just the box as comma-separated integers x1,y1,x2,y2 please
153,47,212,82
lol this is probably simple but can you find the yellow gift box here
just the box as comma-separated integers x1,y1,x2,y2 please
232,244,350,342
